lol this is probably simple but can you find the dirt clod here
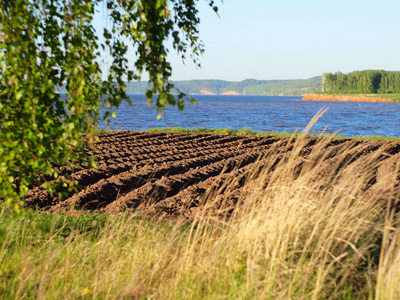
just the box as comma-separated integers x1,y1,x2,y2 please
24,131,400,219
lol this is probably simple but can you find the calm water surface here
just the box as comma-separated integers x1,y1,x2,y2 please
101,95,400,137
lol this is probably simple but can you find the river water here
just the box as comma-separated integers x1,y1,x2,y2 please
100,95,400,137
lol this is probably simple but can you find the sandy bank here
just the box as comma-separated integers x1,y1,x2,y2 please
192,90,242,96
221,91,241,95
302,94,394,103
198,90,216,95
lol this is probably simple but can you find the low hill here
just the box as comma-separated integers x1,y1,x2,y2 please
57,76,322,96
125,76,322,96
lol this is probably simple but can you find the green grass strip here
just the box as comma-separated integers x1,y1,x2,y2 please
316,92,400,102
142,127,400,142
96,126,400,141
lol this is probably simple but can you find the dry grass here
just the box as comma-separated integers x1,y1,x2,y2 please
1,131,400,299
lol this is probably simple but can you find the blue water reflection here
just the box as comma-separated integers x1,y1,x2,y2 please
100,95,400,137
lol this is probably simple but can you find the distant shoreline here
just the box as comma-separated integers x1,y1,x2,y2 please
301,94,394,103
128,93,302,97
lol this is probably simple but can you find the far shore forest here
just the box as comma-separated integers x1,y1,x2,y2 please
57,69,400,98
97,70,400,97
322,70,400,94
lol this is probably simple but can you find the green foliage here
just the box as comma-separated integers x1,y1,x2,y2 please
0,207,110,246
322,70,400,94
0,0,218,210
243,76,322,95
119,76,322,95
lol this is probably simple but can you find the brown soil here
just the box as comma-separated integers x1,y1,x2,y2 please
24,131,400,219
302,94,394,103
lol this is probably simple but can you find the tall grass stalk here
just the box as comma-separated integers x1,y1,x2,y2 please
1,135,399,298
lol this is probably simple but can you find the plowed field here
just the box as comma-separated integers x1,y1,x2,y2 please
24,131,400,218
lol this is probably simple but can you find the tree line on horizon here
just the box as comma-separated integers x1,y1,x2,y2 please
119,76,322,96
322,70,400,94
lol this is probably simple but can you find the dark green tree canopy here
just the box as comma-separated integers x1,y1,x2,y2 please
322,70,400,94
0,0,218,209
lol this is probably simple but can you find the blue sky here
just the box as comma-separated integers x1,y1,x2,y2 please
96,0,400,81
